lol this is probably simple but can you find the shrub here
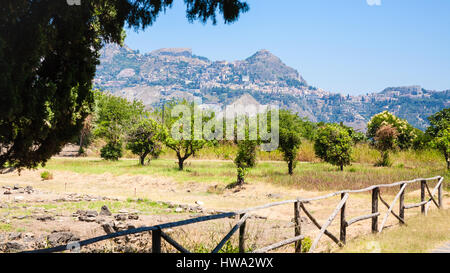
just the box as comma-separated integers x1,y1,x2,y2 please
40,171,53,180
314,124,352,171
100,141,123,161
373,124,398,167
301,237,312,253
232,140,257,187
367,111,417,150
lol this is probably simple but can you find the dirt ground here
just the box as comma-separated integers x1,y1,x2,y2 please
0,167,448,253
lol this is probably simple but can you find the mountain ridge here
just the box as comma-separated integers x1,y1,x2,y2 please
94,44,450,131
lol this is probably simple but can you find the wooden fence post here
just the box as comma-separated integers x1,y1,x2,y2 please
371,187,379,233
421,180,426,214
399,183,405,224
339,193,347,244
438,179,443,209
152,229,161,253
239,214,246,253
294,201,302,253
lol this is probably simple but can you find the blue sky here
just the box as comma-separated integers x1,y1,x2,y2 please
125,0,450,95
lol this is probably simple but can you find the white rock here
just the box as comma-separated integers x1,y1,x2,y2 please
195,201,204,206
14,196,24,201
175,208,183,213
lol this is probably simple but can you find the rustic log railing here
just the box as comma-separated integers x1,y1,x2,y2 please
23,176,444,254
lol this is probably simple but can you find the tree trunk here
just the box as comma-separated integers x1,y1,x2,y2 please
78,133,84,155
288,160,293,175
139,152,149,166
446,153,449,170
178,157,185,170
340,164,344,171
236,173,244,186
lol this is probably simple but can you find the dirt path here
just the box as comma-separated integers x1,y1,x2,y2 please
432,242,450,253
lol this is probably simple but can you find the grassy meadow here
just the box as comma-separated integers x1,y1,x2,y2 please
49,141,449,194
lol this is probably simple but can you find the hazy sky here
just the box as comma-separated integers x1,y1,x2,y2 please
125,0,450,95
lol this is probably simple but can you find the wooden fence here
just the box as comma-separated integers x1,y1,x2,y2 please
24,176,444,253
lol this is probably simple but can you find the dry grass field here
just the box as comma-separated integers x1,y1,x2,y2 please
0,149,448,253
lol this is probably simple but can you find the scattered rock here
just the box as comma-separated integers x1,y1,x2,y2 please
13,185,20,190
8,232,22,241
175,208,183,213
85,210,98,217
128,213,139,220
118,209,129,214
78,215,96,222
0,241,26,252
3,190,11,195
114,214,128,221
101,222,115,234
24,186,33,194
36,215,55,221
47,232,80,247
267,193,282,199
100,205,112,216
195,201,204,206
14,196,24,202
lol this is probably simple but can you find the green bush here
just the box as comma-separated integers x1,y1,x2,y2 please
100,141,123,161
301,237,312,253
40,171,53,180
314,124,353,171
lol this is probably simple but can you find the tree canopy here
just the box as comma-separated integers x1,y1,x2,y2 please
0,0,249,169
367,111,417,150
278,109,303,175
314,124,352,171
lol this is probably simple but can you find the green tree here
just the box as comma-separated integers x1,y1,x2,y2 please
279,110,302,175
367,111,417,149
373,124,398,167
93,91,145,160
233,140,257,187
426,108,450,169
161,100,208,170
314,124,352,171
0,0,248,170
126,118,166,165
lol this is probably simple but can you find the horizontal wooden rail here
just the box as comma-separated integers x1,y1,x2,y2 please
252,235,304,253
346,212,380,227
404,201,428,209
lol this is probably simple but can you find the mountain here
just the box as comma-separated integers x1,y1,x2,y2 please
94,44,450,131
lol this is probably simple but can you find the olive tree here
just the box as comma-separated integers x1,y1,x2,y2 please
126,118,166,166
314,124,352,171
279,110,302,175
161,100,209,170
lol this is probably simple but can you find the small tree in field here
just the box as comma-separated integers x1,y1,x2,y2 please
314,124,352,171
161,100,208,170
367,111,417,149
279,110,302,175
93,91,145,161
426,108,450,169
126,118,166,166
232,140,257,187
374,124,399,167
